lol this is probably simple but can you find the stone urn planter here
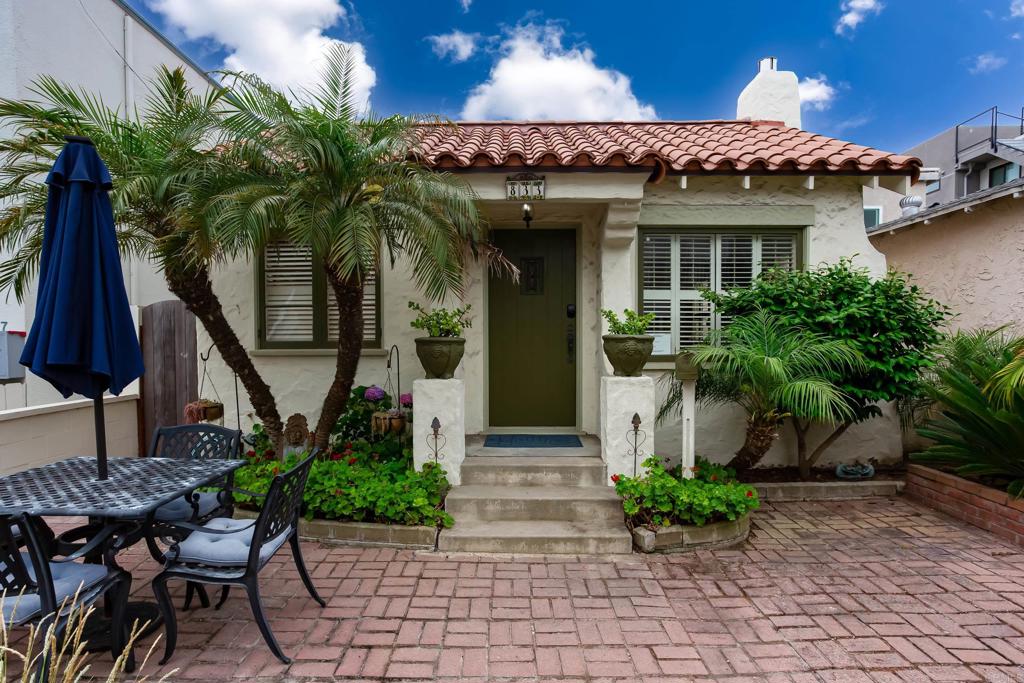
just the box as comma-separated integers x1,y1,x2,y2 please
602,335,654,377
415,337,466,379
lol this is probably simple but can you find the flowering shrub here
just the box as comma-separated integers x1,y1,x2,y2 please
233,442,452,527
614,456,759,530
399,393,413,408
332,385,394,443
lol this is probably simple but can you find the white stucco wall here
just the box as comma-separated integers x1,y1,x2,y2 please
204,172,902,470
0,0,213,410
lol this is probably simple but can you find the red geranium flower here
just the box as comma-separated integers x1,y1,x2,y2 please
746,490,754,498
710,474,718,482
348,457,357,465
330,453,342,461
611,474,620,483
246,449,256,458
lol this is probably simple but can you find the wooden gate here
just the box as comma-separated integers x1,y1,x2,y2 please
139,300,198,452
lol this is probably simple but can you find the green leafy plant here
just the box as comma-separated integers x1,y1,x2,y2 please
330,385,394,444
672,455,737,484
601,308,656,335
912,329,1024,497
408,301,473,338
663,309,864,475
703,259,947,476
233,444,453,527
613,456,759,529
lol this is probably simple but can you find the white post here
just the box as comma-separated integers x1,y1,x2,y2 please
679,378,696,479
412,379,465,485
674,353,699,479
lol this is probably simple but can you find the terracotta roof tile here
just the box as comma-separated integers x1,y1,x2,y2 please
415,120,920,177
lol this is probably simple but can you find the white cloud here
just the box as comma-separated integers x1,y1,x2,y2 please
428,30,479,63
1012,32,1022,39
460,0,472,12
461,23,655,121
798,75,837,111
835,0,884,35
969,52,1007,74
1012,0,1024,17
148,0,376,108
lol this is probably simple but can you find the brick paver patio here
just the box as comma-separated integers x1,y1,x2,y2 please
73,496,1024,681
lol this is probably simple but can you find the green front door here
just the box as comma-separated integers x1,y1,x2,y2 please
488,229,576,427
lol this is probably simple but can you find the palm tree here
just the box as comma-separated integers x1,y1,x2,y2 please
215,45,504,448
0,68,285,444
661,309,864,475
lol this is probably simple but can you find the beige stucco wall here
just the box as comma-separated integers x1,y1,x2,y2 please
204,172,903,470
869,194,1024,331
0,395,139,475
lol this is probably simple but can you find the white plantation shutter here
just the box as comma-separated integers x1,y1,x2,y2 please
261,242,380,348
639,230,800,353
327,269,379,343
263,242,314,343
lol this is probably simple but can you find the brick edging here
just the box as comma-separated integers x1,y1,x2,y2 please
904,464,1024,547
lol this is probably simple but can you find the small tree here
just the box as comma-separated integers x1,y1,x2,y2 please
666,309,864,472
706,259,947,478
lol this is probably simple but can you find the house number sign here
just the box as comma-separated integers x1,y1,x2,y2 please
506,174,545,201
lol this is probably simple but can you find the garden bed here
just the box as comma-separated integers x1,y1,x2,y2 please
905,464,1024,547
631,514,750,553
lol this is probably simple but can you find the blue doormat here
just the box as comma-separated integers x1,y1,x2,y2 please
484,434,583,448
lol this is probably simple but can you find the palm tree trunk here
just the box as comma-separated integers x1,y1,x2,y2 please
164,265,283,448
726,416,779,473
793,419,810,480
313,269,364,450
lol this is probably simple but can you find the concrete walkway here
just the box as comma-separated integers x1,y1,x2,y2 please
68,496,1024,681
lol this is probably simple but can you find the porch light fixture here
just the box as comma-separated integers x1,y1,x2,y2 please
522,202,533,229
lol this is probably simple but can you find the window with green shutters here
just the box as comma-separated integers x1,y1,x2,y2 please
639,230,800,354
258,241,380,349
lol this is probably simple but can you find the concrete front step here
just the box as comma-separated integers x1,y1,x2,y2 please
438,520,632,554
461,456,608,487
445,484,624,523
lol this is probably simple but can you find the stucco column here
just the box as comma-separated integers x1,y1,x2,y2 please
412,379,465,485
598,201,642,376
600,376,655,485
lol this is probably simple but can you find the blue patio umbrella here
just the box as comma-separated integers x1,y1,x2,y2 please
20,136,144,480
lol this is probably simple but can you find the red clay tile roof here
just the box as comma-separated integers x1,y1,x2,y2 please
416,120,921,178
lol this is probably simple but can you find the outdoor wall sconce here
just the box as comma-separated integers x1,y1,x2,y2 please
522,202,533,229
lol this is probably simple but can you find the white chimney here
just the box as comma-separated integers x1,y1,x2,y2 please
736,57,801,129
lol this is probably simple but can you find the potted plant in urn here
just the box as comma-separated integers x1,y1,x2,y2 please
601,308,656,377
409,302,472,379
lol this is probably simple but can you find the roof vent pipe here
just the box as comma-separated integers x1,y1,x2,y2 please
737,57,801,129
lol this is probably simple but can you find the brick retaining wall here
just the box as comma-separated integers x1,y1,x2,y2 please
905,464,1024,547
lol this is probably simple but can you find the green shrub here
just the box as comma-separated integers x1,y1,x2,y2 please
233,443,453,527
671,455,737,484
408,301,472,337
601,308,655,335
613,456,759,529
912,330,1024,497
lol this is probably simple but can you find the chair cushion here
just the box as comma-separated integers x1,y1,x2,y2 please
154,491,223,522
1,554,109,625
167,517,290,568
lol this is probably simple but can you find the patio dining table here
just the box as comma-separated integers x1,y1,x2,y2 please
0,455,246,650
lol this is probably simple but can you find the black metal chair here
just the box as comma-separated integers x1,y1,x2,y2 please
1,515,135,675
144,424,242,609
152,451,324,665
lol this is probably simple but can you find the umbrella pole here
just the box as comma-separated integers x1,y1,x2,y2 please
93,396,109,480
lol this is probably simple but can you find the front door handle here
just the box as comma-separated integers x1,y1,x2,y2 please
566,304,576,319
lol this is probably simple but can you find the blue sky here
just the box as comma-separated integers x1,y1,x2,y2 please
127,0,1024,153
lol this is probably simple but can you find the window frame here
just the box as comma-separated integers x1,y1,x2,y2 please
637,226,804,360
255,247,382,350
863,206,882,229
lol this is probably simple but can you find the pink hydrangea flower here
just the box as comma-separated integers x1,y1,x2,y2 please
399,392,413,407
364,385,385,401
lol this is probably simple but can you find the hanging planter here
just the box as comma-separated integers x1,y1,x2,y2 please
184,398,224,424
372,409,407,435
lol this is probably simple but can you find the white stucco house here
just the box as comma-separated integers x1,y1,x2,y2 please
201,59,922,473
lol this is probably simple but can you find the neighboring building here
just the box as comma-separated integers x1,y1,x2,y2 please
204,59,920,469
864,105,1024,228
869,178,1024,331
0,0,213,411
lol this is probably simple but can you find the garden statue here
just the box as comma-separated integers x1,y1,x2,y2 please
283,413,312,457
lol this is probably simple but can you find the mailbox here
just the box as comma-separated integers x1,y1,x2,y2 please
0,330,26,382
